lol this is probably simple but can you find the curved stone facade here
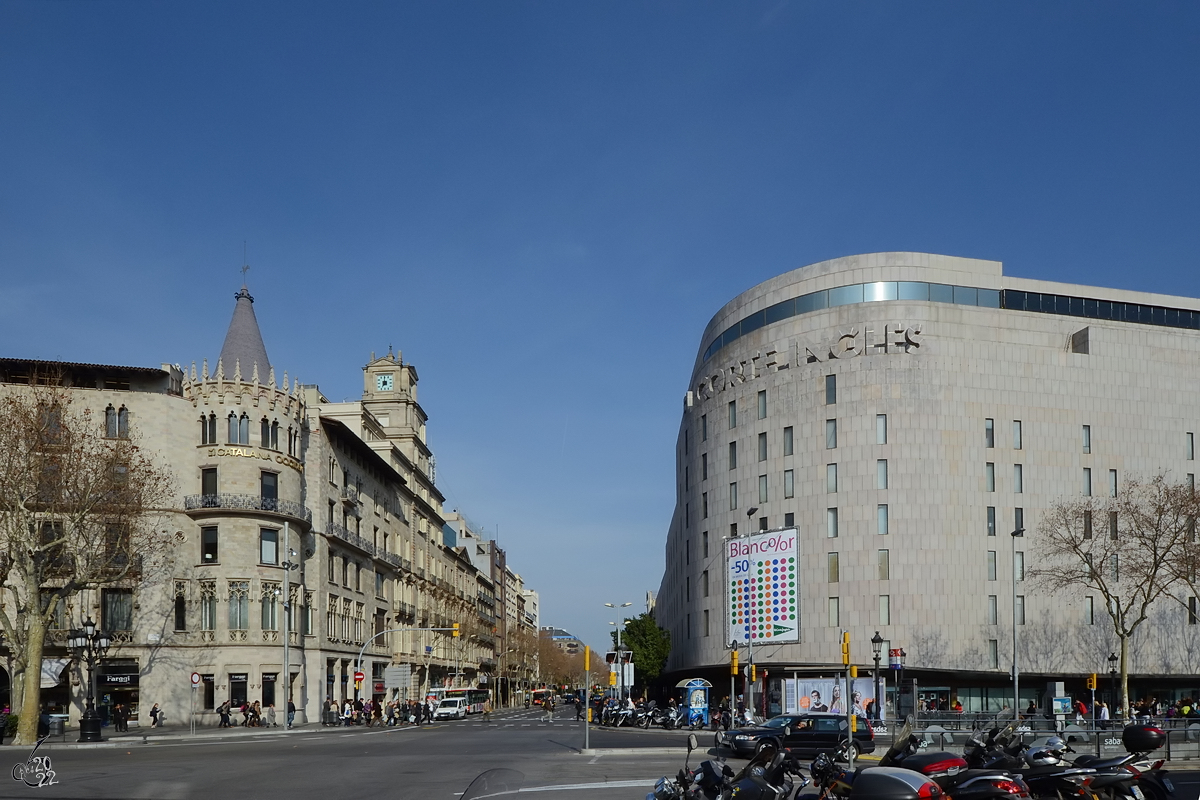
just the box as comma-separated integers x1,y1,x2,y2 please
658,253,1200,711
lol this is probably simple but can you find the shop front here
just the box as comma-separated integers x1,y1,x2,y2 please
98,663,140,727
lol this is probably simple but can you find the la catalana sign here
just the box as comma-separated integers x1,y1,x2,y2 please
207,446,304,472
695,322,922,400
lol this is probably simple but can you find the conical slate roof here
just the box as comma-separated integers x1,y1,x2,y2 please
219,286,271,379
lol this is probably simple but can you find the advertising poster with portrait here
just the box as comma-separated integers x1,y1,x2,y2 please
727,528,799,644
783,677,884,720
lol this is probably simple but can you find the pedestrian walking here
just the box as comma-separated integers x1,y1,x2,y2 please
574,696,583,721
266,703,277,728
149,703,162,728
542,699,554,724
287,698,296,729
483,700,493,723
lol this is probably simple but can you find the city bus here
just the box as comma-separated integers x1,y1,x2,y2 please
427,687,490,714
531,689,554,706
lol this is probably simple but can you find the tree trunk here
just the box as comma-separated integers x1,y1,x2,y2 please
1120,635,1130,723
15,612,46,746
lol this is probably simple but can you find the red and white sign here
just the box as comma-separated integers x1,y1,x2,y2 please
888,649,903,669
191,672,201,686
354,671,366,682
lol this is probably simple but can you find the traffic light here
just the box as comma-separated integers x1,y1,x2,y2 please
609,672,617,686
841,632,851,666
452,622,460,637
1086,673,1097,690
750,664,756,683
731,649,739,675
849,666,858,678
585,646,590,671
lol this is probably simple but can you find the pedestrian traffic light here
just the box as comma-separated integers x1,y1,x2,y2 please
750,664,756,683
731,649,739,675
841,631,851,666
452,622,460,637
1086,673,1097,690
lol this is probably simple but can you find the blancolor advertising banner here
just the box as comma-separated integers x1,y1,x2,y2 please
784,677,883,718
727,528,799,643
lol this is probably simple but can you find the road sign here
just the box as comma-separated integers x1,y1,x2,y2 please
354,671,366,682
191,672,201,686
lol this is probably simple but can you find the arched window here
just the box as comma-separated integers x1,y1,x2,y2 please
117,406,129,438
238,414,250,444
106,405,118,438
201,412,217,445
228,413,239,444
271,420,280,450
261,417,271,448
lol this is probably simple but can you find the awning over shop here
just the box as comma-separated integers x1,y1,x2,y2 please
40,658,69,688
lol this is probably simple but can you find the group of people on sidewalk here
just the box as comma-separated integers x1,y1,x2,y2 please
215,699,296,729
323,697,439,727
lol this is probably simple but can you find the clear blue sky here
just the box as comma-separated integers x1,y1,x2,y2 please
3,2,1198,653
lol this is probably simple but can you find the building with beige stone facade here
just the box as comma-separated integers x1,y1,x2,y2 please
658,253,1200,716
0,283,540,727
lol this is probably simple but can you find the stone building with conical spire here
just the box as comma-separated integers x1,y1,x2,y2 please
0,279,535,729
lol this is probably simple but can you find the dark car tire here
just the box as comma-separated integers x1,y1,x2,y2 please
755,738,779,756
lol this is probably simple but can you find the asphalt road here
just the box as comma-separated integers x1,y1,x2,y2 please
1,710,1198,800
0,708,694,800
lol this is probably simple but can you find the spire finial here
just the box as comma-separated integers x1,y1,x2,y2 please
241,263,250,286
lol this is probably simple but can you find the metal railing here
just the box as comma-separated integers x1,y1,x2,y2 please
907,717,1200,762
184,494,313,524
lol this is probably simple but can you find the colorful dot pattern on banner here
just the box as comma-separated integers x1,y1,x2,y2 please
731,556,798,641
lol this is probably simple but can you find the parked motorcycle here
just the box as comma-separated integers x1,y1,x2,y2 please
1071,725,1175,800
648,734,807,800
877,716,1032,800
806,742,943,800
963,724,1099,800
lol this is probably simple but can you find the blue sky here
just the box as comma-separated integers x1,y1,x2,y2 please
3,2,1198,652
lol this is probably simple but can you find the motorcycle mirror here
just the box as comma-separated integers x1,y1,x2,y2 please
688,733,698,752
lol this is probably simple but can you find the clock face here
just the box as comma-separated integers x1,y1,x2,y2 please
376,374,394,391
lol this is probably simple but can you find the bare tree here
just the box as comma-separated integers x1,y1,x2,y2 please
0,381,172,744
1031,475,1195,720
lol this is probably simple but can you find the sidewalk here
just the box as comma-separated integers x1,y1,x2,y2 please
3,721,394,750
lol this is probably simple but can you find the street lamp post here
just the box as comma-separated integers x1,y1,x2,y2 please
280,520,299,728
871,631,884,722
68,617,112,742
1011,527,1025,716
605,602,632,702
1108,652,1119,723
896,648,907,719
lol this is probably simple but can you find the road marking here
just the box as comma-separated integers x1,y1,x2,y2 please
587,756,600,764
521,779,658,793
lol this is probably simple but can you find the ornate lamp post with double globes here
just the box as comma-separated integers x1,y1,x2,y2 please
68,617,112,742
870,631,884,722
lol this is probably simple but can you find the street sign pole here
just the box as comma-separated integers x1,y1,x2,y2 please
583,646,590,751
190,672,201,736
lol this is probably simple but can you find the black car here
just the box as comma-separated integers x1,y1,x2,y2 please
717,713,876,758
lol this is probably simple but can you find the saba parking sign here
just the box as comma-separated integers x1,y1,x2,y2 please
727,528,799,644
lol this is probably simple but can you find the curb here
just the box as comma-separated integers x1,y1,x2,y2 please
580,747,691,756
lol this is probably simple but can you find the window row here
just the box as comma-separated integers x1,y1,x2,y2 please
327,551,390,599
824,506,889,537
192,580,314,635
199,412,299,455
826,549,890,582
199,525,283,566
826,595,891,627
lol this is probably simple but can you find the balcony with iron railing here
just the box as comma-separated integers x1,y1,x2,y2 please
325,523,403,571
185,494,313,526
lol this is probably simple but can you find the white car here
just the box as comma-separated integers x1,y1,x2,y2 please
433,698,468,720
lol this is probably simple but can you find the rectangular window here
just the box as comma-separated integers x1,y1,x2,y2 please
827,552,839,583
376,572,385,598
260,529,278,565
201,468,217,497
704,609,710,637
826,463,838,493
1083,467,1092,496
876,414,888,445
303,592,313,635
825,374,837,405
685,577,690,602
1084,596,1095,625
702,570,709,597
987,507,996,536
174,591,187,632
784,512,795,527
1014,507,1024,532
1190,597,1197,626
879,595,891,625
1109,511,1119,540
985,418,994,448
701,414,707,441
828,597,840,627
729,442,737,470
987,551,997,581
200,583,216,631
1013,464,1023,494
758,432,767,462
1083,510,1093,539
729,482,738,511
728,401,737,429
687,613,691,639
702,531,709,558
202,675,215,710
758,474,768,503
878,549,890,580
827,508,839,538
262,586,279,631
758,390,767,420
702,492,708,518
987,595,998,625
985,462,995,492
783,426,794,456
988,640,999,668
228,582,248,631
1013,420,1023,450
877,504,889,535
702,453,708,480
1015,595,1026,626
1015,551,1025,582
783,469,794,499
1082,424,1091,454
1109,469,1118,497
260,471,278,512
1190,473,1195,494
1189,432,1195,461
826,419,837,449
877,459,888,490
201,526,219,563
1110,553,1119,582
